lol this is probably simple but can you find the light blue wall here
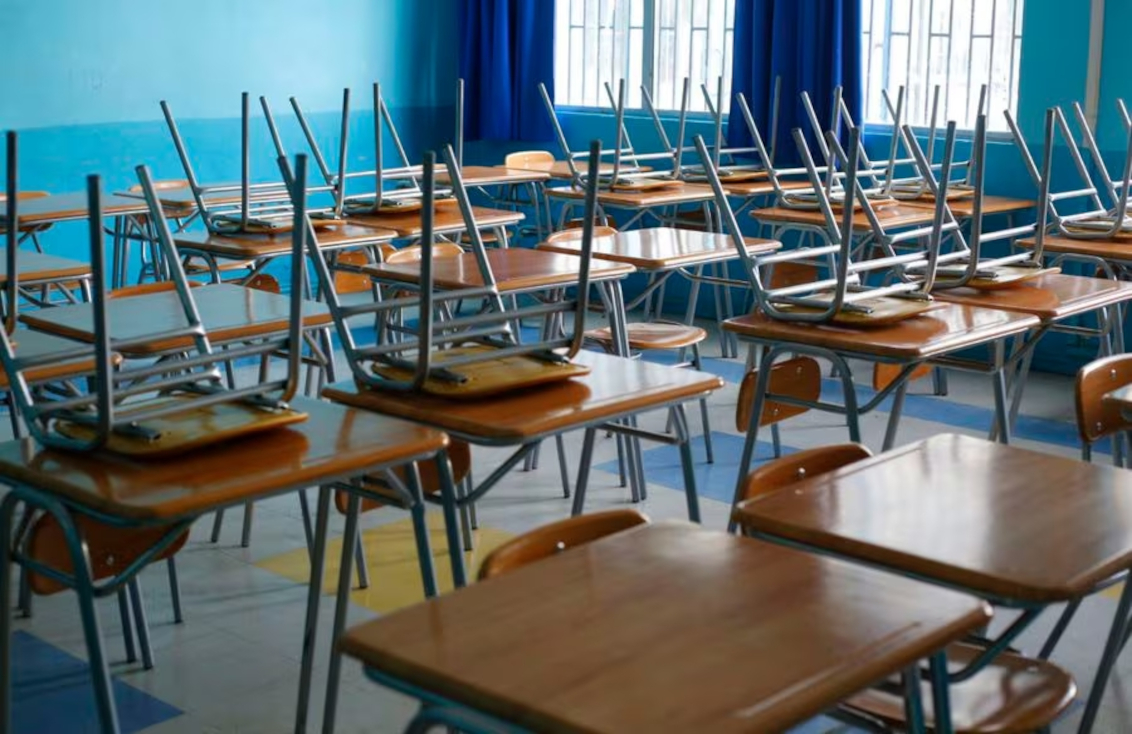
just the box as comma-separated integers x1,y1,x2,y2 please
1,0,459,259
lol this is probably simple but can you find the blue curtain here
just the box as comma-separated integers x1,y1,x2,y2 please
728,0,862,166
459,0,556,142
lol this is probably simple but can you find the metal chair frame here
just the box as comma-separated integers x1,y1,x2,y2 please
291,141,602,395
161,93,314,235
0,159,305,452
697,124,949,324
1006,103,1132,240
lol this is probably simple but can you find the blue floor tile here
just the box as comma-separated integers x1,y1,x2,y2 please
594,432,800,503
12,631,181,734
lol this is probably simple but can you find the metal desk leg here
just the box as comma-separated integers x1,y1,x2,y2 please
404,466,440,598
881,380,910,451
434,451,467,588
929,652,953,733
571,428,599,517
600,280,646,501
1077,578,1132,733
903,665,928,734
670,404,702,523
295,485,333,734
321,490,363,734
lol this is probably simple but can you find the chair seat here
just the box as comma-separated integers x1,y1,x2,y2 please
587,322,708,350
843,643,1076,733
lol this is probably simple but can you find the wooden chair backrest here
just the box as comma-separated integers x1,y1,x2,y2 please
28,516,189,595
383,241,465,265
504,150,555,168
1076,354,1132,444
333,249,385,295
735,357,822,432
335,440,473,514
545,226,619,244
244,272,281,294
477,509,649,581
736,443,873,506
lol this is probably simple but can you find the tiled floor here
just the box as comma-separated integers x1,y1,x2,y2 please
7,327,1132,732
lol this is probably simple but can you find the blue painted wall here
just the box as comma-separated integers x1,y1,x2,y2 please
1,0,459,258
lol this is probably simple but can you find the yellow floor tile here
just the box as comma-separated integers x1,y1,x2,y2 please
255,512,512,614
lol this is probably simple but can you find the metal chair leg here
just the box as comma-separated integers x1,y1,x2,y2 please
555,434,571,498
571,428,598,517
299,490,314,555
353,533,370,590
127,579,155,670
454,473,474,553
240,501,254,548
209,509,224,543
117,588,137,663
691,344,714,464
166,557,184,624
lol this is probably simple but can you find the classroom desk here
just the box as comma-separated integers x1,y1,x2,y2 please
903,194,1034,219
1017,234,1132,280
753,202,939,232
934,273,1132,433
116,182,289,212
0,396,451,734
537,227,782,356
0,248,93,308
364,247,633,294
340,521,991,734
437,165,551,188
348,200,524,241
723,304,1040,527
496,160,641,180
6,192,150,227
0,249,91,286
324,350,723,583
734,432,1132,734
173,223,399,282
546,183,718,230
19,282,332,356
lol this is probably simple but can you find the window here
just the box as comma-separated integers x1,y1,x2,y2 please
554,0,735,113
862,0,1024,132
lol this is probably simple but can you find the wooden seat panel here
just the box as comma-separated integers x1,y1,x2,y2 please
586,322,707,350
844,643,1076,734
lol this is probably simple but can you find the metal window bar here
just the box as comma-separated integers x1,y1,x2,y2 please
862,0,1024,132
0,139,304,451
287,141,604,394
1005,106,1132,240
161,94,298,235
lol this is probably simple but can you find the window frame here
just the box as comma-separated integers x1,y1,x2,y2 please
861,0,1025,139
553,0,736,116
